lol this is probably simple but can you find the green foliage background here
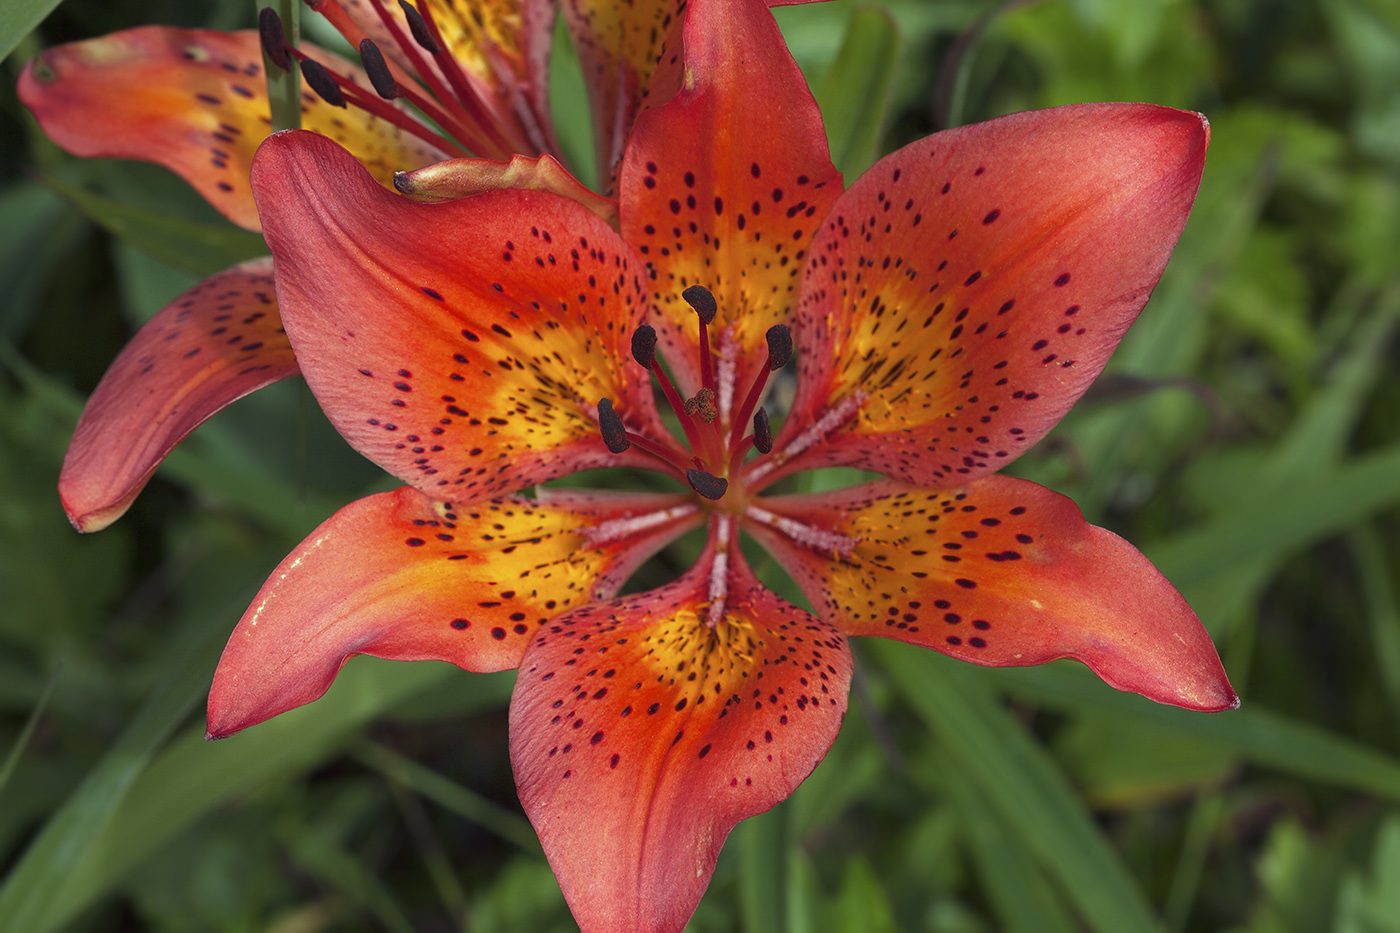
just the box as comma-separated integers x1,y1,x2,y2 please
4,0,1400,930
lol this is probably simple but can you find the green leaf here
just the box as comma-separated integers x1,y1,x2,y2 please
355,740,541,855
42,174,267,278
938,764,1079,933
816,8,903,180
740,802,790,933
35,662,512,933
0,600,232,933
0,0,60,64
876,641,1164,933
980,662,1400,801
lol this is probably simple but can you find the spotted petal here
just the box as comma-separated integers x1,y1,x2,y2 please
251,129,671,502
208,486,699,738
511,537,851,933
59,258,294,532
748,477,1236,712
618,0,842,403
773,103,1208,488
18,27,447,231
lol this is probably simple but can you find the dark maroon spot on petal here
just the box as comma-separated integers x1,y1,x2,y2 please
983,209,1000,224
491,627,506,640
698,744,711,759
450,618,468,629
1054,273,1071,287
956,578,977,589
405,537,425,547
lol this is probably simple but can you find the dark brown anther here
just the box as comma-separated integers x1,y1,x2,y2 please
682,285,717,324
597,398,631,453
258,7,291,72
766,324,792,371
631,324,658,369
359,39,398,100
753,407,772,453
682,387,718,423
300,59,346,108
687,468,728,500
399,0,442,55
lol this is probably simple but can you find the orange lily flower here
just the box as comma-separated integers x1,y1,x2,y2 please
209,0,1235,929
19,0,759,531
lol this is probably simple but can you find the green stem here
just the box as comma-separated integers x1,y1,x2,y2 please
258,0,302,132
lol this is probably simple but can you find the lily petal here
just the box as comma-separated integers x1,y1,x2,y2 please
208,486,700,738
618,0,842,399
251,130,671,502
749,476,1236,712
778,103,1208,487
18,27,447,231
59,257,294,533
512,535,851,933
395,152,619,227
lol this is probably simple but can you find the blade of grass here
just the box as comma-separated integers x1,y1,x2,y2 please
41,173,267,278
43,664,513,933
935,760,1079,933
0,668,59,796
875,641,1164,933
0,600,231,933
980,662,1400,799
816,7,902,180
740,801,790,933
355,740,541,855
1349,524,1400,721
0,0,61,63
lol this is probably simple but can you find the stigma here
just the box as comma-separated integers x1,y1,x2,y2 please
596,285,790,503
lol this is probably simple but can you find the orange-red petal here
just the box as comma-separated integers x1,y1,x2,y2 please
18,27,446,231
207,486,700,738
748,477,1237,712
59,258,294,533
617,0,842,402
251,130,671,502
773,103,1208,488
511,537,851,933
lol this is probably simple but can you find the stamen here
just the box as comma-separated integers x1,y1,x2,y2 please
753,408,772,453
683,284,718,395
682,285,717,324
687,469,728,501
629,324,710,460
359,39,399,100
631,324,658,369
765,324,792,371
289,49,469,156
597,398,631,453
300,59,346,107
728,323,792,455
258,7,291,72
398,0,441,54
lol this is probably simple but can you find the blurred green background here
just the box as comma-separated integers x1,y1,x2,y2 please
4,0,1400,930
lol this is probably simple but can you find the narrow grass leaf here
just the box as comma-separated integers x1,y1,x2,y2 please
875,641,1163,933
816,8,902,180
42,174,267,278
355,740,541,855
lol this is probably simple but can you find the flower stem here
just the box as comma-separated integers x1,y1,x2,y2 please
258,0,302,132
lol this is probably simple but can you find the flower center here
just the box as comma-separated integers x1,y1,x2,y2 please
596,285,792,508
258,1,544,160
